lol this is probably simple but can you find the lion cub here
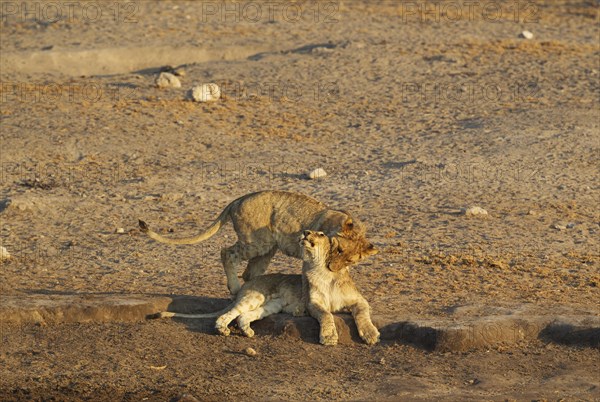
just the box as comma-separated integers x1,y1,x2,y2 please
301,230,380,346
150,231,379,346
149,273,303,338
139,190,377,295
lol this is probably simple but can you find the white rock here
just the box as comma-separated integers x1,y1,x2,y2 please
173,67,186,77
190,83,221,102
0,246,10,260
244,347,257,357
461,206,488,217
308,168,327,180
552,223,567,231
155,72,181,89
520,30,534,39
115,228,125,234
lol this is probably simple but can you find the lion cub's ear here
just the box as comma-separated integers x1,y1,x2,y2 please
331,237,340,251
363,243,378,256
327,237,346,272
342,218,354,232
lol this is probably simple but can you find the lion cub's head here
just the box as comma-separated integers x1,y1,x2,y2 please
320,212,378,271
301,230,375,272
301,230,332,266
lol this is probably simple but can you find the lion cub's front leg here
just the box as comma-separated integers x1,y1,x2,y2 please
351,299,380,345
307,301,338,346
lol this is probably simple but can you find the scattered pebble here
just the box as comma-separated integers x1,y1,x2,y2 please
308,168,327,180
155,72,181,89
0,246,10,260
173,393,200,402
115,228,125,234
552,223,567,231
9,197,34,211
190,83,221,102
566,222,576,229
461,206,488,217
244,347,257,357
520,30,534,39
379,357,386,365
173,67,186,77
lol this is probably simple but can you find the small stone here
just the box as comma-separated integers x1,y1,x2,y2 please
552,223,567,231
520,30,534,39
173,67,186,77
173,394,201,402
461,206,488,217
244,347,257,357
527,210,536,215
566,222,576,229
308,168,327,180
115,228,125,234
0,246,10,260
155,72,181,89
190,83,221,102
379,357,386,365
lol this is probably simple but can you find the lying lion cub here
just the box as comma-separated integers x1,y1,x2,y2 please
149,231,379,346
139,190,377,295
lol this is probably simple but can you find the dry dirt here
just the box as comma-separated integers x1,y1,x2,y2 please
1,1,599,401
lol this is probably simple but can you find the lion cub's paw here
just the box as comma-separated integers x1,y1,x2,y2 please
240,326,255,338
292,305,306,317
359,324,380,345
216,325,231,336
319,325,338,346
215,318,231,336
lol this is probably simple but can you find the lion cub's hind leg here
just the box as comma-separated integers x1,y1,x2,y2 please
215,291,265,336
237,298,284,337
221,242,244,295
242,246,277,282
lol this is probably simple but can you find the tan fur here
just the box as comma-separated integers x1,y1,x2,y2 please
149,231,379,346
301,230,380,346
139,190,377,295
152,273,304,338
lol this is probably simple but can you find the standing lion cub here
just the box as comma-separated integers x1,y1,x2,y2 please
149,230,379,346
139,190,377,295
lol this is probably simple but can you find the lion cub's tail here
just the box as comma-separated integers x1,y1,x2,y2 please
147,304,233,320
138,200,234,245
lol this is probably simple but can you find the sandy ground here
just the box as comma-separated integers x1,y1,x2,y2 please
1,0,599,400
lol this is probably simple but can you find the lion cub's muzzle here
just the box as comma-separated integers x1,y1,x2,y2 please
300,230,314,247
300,230,325,248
